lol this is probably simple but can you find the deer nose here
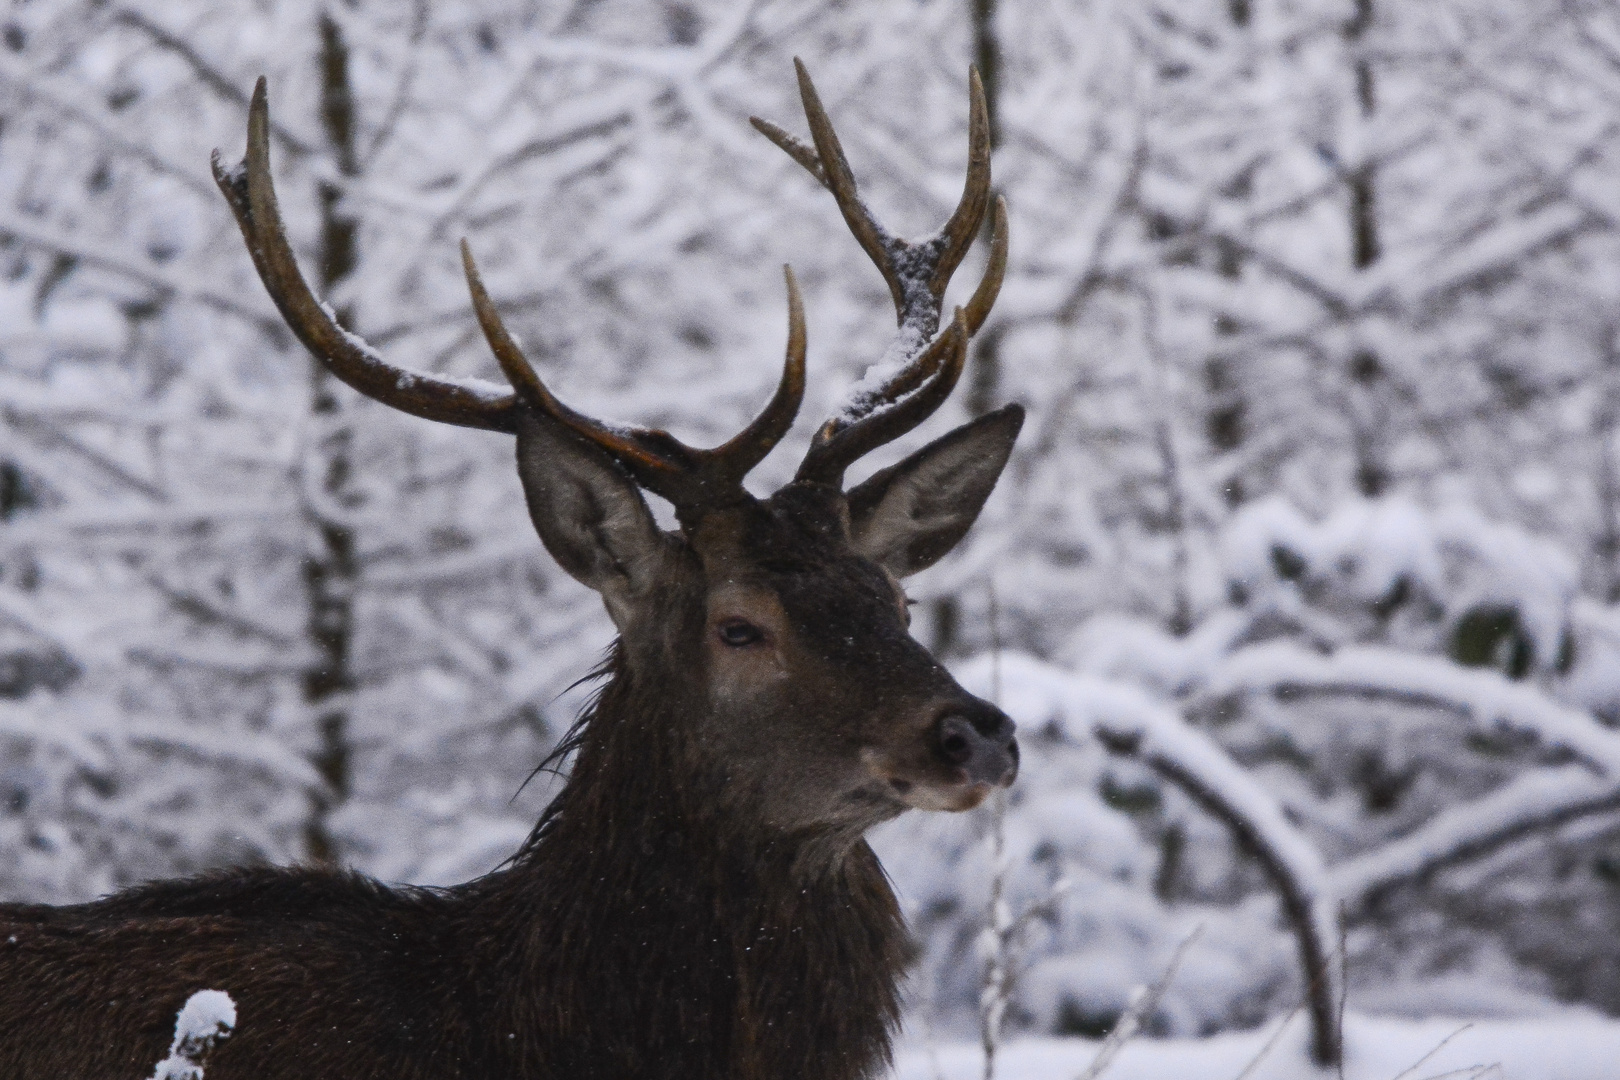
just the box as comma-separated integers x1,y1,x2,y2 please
934,706,1018,788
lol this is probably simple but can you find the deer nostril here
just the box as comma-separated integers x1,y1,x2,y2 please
934,711,1018,787
936,715,977,765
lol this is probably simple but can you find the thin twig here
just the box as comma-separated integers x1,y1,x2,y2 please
360,0,431,170
1229,1006,1303,1080
1413,1066,1503,1080
980,577,1007,1080
1073,925,1204,1080
1388,1024,1475,1080
113,7,314,157
1336,909,1350,1080
1228,930,1354,1080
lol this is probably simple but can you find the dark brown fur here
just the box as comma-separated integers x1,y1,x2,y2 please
0,476,1019,1079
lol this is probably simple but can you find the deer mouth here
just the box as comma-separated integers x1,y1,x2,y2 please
859,749,1012,814
895,776,999,813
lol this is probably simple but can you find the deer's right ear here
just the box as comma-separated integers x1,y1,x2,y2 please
846,404,1023,578
514,411,677,624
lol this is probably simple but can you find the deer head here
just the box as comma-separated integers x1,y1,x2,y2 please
213,62,1019,845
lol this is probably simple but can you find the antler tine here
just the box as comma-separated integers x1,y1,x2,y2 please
752,61,994,327
463,241,807,508
707,266,808,480
963,195,1009,336
753,63,1005,489
788,59,899,312
795,308,971,488
847,195,1009,409
461,240,690,488
213,78,519,433
933,67,993,300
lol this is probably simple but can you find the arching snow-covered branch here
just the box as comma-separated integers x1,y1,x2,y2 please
1202,643,1620,777
1332,766,1620,914
956,653,1343,1067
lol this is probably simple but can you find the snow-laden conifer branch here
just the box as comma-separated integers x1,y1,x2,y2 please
0,57,216,200
0,216,285,334
0,694,323,788
109,7,314,157
1,406,170,501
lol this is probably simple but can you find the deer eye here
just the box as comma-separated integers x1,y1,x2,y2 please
717,619,764,648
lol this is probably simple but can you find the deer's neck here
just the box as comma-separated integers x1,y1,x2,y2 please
479,672,909,1080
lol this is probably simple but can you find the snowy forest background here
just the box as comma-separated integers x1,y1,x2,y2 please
5,0,1620,1070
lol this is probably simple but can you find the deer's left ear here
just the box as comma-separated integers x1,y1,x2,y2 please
846,404,1023,578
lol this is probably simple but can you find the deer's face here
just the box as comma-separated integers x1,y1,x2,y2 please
681,489,1017,835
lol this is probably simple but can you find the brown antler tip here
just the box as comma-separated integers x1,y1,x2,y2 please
792,59,831,133
964,195,1009,335
247,77,270,148
461,239,551,410
783,263,806,390
751,115,827,188
783,263,803,316
967,69,989,156
705,261,810,477
214,77,270,202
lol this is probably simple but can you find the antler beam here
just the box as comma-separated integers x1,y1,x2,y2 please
462,242,805,510
215,78,806,513
213,79,521,433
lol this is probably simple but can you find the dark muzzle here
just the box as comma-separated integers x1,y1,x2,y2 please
934,703,1018,787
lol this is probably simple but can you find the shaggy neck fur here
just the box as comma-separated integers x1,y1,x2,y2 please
470,650,911,1080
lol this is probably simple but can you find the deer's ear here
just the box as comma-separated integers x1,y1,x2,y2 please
514,411,678,625
847,404,1023,578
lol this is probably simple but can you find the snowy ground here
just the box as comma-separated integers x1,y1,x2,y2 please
894,1014,1620,1080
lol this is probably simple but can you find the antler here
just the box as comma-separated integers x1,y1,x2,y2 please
461,242,805,511
214,78,806,515
213,81,521,432
751,60,1009,487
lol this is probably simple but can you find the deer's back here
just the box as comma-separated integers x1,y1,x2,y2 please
0,867,484,1079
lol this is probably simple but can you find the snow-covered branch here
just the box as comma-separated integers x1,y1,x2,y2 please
1203,644,1620,777
1086,696,1343,1067
956,654,1343,1066
1332,766,1620,913
0,217,284,334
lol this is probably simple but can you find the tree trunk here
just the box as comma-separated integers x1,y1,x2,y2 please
1344,0,1388,499
965,0,1002,418
939,0,1007,655
1595,328,1620,601
302,11,363,865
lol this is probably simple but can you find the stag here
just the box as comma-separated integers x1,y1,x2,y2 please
0,62,1020,1080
